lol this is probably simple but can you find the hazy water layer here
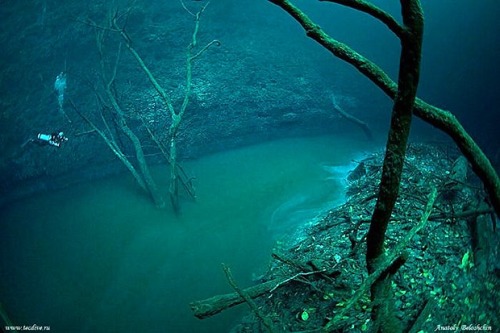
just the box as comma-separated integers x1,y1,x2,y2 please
0,135,372,332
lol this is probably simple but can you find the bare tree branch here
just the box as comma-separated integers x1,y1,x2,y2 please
320,0,405,38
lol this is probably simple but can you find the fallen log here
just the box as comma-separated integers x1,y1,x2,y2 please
190,278,280,319
191,252,330,319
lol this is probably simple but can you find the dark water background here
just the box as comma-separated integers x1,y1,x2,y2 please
1,0,498,332
0,136,373,332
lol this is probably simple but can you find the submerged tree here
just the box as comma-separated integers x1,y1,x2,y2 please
111,2,219,213
74,16,165,208
363,1,423,330
78,1,217,212
268,0,499,331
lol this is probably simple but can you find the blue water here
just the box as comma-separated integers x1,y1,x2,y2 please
0,135,373,332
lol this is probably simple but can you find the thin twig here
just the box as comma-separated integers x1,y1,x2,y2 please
222,264,276,333
270,270,326,293
191,39,221,61
179,0,195,16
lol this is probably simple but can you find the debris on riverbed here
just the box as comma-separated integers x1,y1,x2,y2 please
191,143,499,332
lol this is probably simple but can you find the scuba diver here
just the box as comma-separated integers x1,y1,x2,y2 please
36,131,68,147
22,131,69,148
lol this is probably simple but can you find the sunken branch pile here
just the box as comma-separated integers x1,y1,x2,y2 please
191,144,499,332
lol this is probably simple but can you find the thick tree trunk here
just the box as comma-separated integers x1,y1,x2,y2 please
365,2,424,330
366,0,424,270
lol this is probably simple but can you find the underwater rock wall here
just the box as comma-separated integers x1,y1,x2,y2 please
0,1,386,205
